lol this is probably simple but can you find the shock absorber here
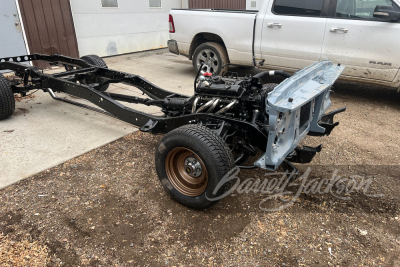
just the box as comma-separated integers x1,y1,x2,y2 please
251,109,260,125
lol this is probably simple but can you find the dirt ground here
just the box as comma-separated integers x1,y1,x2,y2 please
1,76,400,266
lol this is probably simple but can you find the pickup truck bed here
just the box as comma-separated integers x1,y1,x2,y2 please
169,8,257,66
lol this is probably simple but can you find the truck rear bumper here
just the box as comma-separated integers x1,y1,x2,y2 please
168,40,179,55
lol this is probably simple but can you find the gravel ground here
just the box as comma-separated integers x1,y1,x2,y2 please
1,76,400,266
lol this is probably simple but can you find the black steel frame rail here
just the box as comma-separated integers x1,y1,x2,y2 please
0,53,269,151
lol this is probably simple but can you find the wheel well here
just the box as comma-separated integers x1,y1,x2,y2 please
189,33,227,60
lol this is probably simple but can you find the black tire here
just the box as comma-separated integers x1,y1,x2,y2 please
80,55,109,92
155,125,235,210
192,42,229,75
80,55,108,69
0,74,15,120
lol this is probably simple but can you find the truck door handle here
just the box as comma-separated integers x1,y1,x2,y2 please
267,23,282,28
330,27,348,33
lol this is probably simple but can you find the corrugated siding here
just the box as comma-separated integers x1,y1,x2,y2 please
189,0,246,9
18,0,79,69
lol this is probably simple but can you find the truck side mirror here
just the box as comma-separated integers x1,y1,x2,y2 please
373,5,400,21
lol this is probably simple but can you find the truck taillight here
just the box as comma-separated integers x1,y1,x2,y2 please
169,14,175,33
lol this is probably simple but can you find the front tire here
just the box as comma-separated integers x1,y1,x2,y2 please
0,74,15,120
155,125,235,209
192,42,229,75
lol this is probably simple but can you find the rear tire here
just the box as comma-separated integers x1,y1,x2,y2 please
0,74,15,120
192,42,229,75
155,125,235,209
80,55,108,69
80,55,109,92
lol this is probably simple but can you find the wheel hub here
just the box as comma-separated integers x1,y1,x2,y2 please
184,157,202,177
196,49,219,74
165,147,208,196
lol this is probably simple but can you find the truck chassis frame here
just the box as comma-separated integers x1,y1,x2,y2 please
0,53,345,209
0,53,270,150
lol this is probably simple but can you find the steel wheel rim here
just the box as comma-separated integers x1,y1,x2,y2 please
165,147,208,196
196,49,219,74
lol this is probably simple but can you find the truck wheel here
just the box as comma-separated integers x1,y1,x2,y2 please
0,74,15,120
80,55,109,92
155,124,235,209
192,42,229,75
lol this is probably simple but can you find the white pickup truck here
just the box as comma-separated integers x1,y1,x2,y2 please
168,0,400,88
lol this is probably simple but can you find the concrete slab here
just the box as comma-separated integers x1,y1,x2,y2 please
0,48,201,188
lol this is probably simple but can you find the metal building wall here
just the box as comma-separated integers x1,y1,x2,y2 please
189,0,246,9
0,0,28,73
69,0,182,57
18,0,79,69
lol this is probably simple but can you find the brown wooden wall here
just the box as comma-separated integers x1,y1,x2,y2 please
189,0,246,9
18,0,79,69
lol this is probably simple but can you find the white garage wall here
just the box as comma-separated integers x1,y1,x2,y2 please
246,0,265,10
70,0,182,57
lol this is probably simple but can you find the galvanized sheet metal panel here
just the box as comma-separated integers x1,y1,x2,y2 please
255,61,345,170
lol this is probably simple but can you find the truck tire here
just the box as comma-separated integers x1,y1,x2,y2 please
0,74,15,120
80,55,109,92
192,42,229,75
155,124,235,209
